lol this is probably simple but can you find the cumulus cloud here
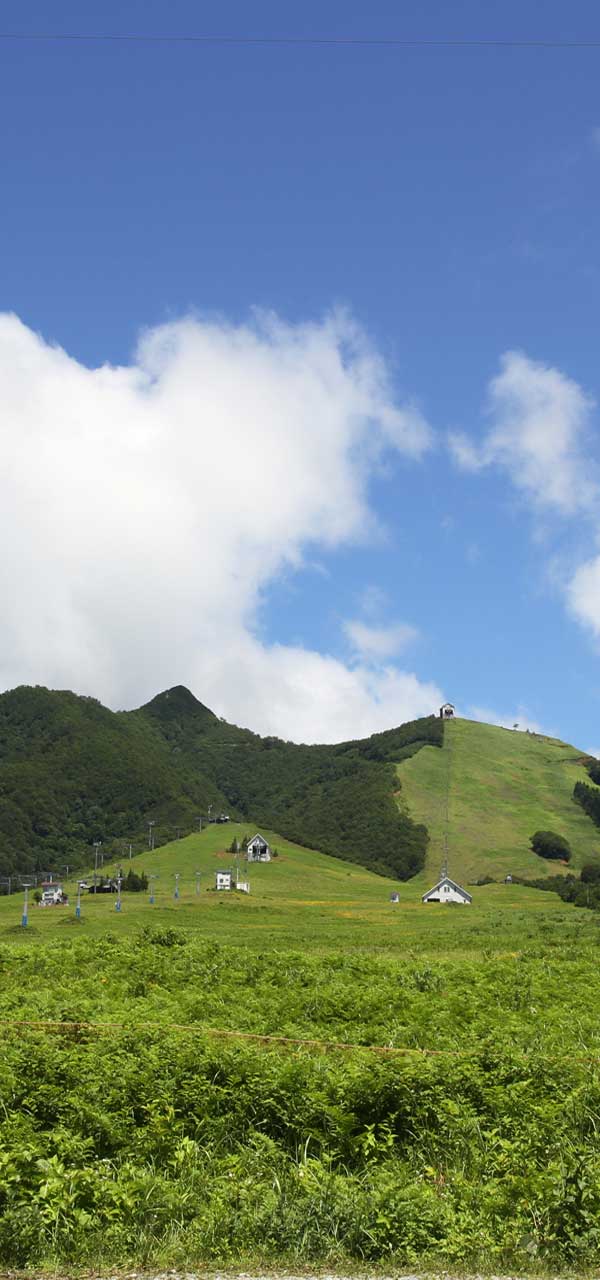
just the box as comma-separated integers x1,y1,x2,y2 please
343,619,418,662
450,350,600,653
566,555,600,639
449,350,599,515
0,309,440,741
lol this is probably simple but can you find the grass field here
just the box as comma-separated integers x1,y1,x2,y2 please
3,730,600,1271
1,861,600,1271
398,716,599,885
0,815,580,955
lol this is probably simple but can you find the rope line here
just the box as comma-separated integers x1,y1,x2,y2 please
0,1017,474,1054
1,1017,600,1062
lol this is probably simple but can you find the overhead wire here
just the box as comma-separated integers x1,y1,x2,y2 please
0,32,600,49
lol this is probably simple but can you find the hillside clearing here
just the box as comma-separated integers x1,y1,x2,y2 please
397,717,600,885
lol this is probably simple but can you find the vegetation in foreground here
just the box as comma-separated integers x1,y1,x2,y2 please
1,879,600,1272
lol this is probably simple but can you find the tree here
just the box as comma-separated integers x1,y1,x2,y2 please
530,830,572,862
122,869,148,892
580,862,600,884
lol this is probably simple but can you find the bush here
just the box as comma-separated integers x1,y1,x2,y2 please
122,869,148,892
530,830,572,862
581,863,600,885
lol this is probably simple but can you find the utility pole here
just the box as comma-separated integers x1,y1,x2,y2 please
148,820,155,851
76,882,83,920
115,874,122,913
174,873,180,901
93,842,102,893
21,880,34,928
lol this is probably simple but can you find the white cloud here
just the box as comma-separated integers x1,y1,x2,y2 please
358,583,389,618
468,705,551,736
0,309,440,742
343,619,418,662
447,433,483,472
566,555,600,639
449,350,600,655
450,350,599,515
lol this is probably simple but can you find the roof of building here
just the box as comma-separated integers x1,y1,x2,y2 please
422,875,472,902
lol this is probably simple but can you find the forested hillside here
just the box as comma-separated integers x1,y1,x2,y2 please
0,684,441,882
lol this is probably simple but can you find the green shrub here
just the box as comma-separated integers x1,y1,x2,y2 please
530,830,572,862
581,863,600,884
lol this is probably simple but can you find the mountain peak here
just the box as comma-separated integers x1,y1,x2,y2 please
140,685,219,723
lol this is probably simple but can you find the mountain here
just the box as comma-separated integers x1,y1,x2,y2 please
398,716,600,883
0,684,441,882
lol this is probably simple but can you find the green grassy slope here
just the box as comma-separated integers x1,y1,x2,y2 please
398,716,600,884
0,817,574,956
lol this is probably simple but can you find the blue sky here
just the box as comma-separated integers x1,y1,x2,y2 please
1,0,600,746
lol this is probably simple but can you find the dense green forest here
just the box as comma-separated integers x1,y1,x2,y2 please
0,684,441,883
574,773,600,829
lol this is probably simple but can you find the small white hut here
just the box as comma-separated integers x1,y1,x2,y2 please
439,703,455,720
215,870,233,891
246,834,271,862
422,875,472,905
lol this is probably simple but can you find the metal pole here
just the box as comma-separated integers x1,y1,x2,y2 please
22,882,31,928
174,873,180,901
76,883,82,919
148,820,155,850
93,842,102,892
195,870,201,895
149,874,157,905
115,875,122,912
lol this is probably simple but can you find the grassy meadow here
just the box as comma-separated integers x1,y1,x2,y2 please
2,809,600,1271
399,716,600,885
0,816,578,954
